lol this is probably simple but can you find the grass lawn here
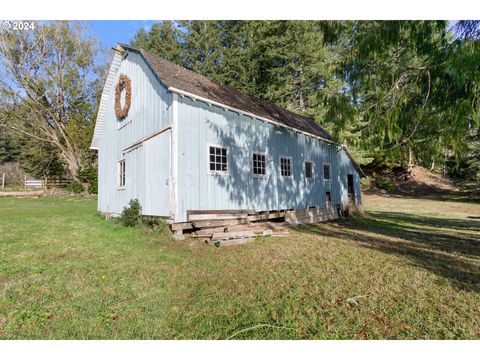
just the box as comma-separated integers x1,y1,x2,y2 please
0,193,479,339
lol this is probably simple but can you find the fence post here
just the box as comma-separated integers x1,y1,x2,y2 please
1,173,4,189
24,174,27,190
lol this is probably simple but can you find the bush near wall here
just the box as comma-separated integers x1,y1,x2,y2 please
120,199,142,227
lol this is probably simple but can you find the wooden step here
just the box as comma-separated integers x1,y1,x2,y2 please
285,208,338,224
286,212,338,225
187,209,253,222
191,218,249,229
247,211,286,222
211,230,256,242
188,213,249,221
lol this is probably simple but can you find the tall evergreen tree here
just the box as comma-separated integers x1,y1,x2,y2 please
338,21,479,167
131,21,183,64
132,20,479,172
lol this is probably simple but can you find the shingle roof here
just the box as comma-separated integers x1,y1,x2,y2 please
119,44,333,141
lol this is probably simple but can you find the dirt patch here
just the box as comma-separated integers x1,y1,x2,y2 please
366,165,460,197
404,166,458,192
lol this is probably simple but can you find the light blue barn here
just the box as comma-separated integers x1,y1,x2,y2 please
91,44,363,232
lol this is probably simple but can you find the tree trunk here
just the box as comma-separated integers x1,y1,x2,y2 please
61,149,81,181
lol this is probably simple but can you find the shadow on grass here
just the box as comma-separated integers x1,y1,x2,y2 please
298,212,480,293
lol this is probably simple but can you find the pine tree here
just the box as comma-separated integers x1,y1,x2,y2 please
131,21,183,64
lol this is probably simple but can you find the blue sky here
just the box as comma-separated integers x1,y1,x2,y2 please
89,20,157,49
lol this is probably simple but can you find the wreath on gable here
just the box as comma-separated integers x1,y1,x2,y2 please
114,74,131,119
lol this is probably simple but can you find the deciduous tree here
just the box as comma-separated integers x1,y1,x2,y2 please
0,21,104,180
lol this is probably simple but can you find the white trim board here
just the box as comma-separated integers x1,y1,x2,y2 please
170,92,179,222
90,46,123,150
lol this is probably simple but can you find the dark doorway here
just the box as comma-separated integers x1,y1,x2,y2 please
325,191,332,208
347,174,355,201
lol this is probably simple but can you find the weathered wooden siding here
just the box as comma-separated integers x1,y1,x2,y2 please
96,49,362,222
175,96,356,223
143,133,171,216
97,52,172,216
337,148,362,207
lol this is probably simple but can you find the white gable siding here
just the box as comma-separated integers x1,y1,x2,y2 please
97,52,172,216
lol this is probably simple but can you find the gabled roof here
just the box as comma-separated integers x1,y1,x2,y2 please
118,43,332,141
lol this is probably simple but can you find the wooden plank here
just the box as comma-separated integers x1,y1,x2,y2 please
187,209,252,215
285,208,323,219
296,212,337,222
171,222,194,231
123,125,172,153
286,212,338,225
224,223,269,233
188,213,248,221
247,211,285,222
285,208,337,222
212,230,256,241
191,233,214,239
194,226,226,236
192,218,248,229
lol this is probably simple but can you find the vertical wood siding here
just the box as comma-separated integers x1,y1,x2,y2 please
97,51,362,221
176,96,361,223
336,149,363,207
97,52,172,216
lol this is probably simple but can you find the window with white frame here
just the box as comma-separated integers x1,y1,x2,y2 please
305,161,314,180
280,156,292,177
323,163,331,180
208,145,228,174
252,153,266,176
119,159,126,187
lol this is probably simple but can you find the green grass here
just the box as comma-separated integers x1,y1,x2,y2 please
1,194,479,339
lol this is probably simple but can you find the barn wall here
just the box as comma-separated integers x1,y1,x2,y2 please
337,149,363,207
97,52,172,216
176,96,357,223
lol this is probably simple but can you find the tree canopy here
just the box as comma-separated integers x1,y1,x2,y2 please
132,20,479,178
0,20,478,184
0,21,104,180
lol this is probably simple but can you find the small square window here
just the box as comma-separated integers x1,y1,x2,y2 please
323,163,331,180
305,161,314,179
208,145,228,174
280,157,292,177
252,153,266,176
